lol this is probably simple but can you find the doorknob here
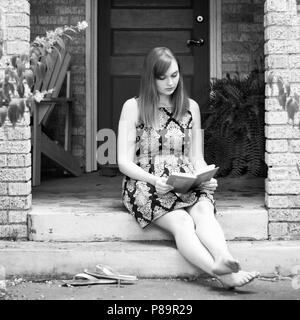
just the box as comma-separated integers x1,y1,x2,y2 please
187,39,204,47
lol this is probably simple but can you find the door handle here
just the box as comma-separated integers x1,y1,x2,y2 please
187,39,205,47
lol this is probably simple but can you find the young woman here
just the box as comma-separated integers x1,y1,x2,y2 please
117,47,259,289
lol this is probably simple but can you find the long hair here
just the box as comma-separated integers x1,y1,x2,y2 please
138,47,189,127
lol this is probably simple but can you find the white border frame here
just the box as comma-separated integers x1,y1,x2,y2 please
85,0,222,171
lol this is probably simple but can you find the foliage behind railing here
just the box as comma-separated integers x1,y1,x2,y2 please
0,21,88,127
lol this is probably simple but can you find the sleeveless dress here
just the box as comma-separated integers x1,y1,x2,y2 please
121,103,217,229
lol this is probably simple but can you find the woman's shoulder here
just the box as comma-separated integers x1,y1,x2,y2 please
188,98,199,110
187,98,200,115
122,97,139,113
121,97,139,123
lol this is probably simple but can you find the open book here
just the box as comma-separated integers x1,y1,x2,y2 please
166,164,219,194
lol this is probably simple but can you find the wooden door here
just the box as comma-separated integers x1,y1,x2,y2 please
98,0,210,139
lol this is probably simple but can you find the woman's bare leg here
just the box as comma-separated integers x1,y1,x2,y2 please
186,200,240,275
153,209,260,288
153,209,216,276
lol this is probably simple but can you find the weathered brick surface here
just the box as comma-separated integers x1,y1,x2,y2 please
266,180,300,194
222,0,264,78
8,210,28,224
268,166,300,180
265,152,300,166
265,111,289,124
0,225,27,240
267,195,300,208
265,0,300,239
30,0,86,168
266,139,289,153
0,0,31,240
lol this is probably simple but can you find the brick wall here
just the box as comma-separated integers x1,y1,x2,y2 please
29,0,86,170
222,0,265,78
0,0,31,240
265,0,300,240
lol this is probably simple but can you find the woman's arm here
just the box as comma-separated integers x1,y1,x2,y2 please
188,99,208,172
117,98,159,186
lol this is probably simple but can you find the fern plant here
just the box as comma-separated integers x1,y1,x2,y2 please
203,61,267,177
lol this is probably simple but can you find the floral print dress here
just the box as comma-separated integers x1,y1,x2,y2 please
121,105,217,228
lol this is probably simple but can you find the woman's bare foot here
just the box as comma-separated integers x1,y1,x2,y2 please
212,255,241,275
216,271,260,290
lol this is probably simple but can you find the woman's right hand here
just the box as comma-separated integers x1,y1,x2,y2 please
155,177,174,195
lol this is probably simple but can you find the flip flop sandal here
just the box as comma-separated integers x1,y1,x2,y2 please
62,273,118,287
95,264,138,282
83,270,136,285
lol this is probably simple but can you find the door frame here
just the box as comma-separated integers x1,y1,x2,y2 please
85,0,222,172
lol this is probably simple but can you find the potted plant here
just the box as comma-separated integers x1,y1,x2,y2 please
203,57,267,177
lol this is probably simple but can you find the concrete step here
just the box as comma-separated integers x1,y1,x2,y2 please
1,240,300,280
28,204,268,242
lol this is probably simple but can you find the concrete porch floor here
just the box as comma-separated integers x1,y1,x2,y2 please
29,172,268,242
32,172,266,210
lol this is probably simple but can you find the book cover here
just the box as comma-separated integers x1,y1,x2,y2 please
166,165,219,194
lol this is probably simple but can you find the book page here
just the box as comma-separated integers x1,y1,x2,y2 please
191,167,219,189
166,174,195,194
195,164,215,175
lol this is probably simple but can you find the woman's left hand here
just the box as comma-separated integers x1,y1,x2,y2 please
195,178,218,194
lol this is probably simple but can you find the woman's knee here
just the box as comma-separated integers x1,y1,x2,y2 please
188,200,215,219
155,209,195,235
171,210,195,235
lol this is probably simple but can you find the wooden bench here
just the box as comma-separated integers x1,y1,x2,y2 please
32,49,82,186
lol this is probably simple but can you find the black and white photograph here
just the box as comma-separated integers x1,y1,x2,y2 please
0,0,300,305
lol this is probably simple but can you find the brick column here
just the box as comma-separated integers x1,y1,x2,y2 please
0,0,31,240
265,0,300,239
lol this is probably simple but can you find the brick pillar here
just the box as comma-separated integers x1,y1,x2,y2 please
265,0,300,240
0,0,31,240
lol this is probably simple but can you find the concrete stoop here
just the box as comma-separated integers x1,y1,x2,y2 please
0,240,300,280
28,206,269,242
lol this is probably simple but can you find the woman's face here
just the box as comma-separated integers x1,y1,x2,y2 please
155,59,180,97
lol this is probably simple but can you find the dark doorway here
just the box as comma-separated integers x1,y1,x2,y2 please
98,0,210,136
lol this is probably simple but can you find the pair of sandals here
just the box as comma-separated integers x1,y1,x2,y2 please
62,264,138,287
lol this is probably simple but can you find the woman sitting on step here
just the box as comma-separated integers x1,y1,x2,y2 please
117,47,260,289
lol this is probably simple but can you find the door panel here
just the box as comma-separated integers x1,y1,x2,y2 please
111,9,193,28
113,0,192,7
113,31,192,55
111,56,194,76
98,0,210,153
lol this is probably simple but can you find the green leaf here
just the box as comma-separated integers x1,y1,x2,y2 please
0,106,8,126
278,93,287,109
17,61,25,78
286,98,299,121
8,100,21,126
8,83,15,95
24,70,34,88
17,83,25,98
62,33,73,41
52,45,62,61
277,77,285,95
11,56,18,69
285,83,291,97
56,37,66,50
